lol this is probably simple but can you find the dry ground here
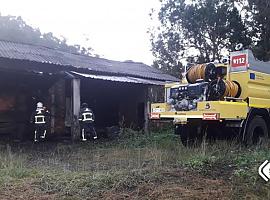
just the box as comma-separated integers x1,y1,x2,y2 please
0,130,269,199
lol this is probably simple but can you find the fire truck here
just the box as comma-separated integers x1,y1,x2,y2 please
150,48,270,146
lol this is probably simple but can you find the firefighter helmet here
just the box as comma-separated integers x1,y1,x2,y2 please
37,102,43,108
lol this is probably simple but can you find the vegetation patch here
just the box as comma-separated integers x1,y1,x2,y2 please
0,131,269,199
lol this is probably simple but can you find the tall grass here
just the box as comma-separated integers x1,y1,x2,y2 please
0,129,269,199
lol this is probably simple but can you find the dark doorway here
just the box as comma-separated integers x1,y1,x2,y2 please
0,71,59,140
80,78,146,130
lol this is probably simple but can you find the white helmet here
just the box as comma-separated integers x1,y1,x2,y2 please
37,102,43,108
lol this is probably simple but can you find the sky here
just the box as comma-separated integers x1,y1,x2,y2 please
0,0,161,65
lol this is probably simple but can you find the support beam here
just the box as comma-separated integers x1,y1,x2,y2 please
144,87,150,134
71,78,81,140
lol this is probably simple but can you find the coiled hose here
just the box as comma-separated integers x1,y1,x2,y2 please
186,63,216,83
208,79,241,100
223,80,240,98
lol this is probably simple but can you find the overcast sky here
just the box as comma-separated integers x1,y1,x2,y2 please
0,0,160,65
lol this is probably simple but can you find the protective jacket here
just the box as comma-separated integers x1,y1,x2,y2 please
79,108,95,123
78,107,97,141
31,108,50,142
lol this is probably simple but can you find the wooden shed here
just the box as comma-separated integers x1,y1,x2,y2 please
0,40,178,140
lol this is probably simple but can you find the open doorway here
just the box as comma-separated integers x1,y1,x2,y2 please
80,78,147,132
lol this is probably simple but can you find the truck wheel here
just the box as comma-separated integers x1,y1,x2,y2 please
176,124,201,147
245,116,268,145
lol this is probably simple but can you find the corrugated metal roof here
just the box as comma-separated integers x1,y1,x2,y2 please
70,71,167,85
0,40,178,82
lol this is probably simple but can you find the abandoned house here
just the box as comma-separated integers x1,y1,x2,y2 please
0,40,178,140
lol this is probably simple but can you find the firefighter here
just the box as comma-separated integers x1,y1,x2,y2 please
30,102,50,142
79,103,97,141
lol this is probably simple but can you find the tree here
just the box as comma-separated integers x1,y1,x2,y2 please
0,15,94,56
150,0,251,76
244,0,270,61
150,28,184,77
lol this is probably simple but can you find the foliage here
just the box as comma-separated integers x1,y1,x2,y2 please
151,0,270,75
0,14,94,56
150,0,251,76
0,133,269,199
243,0,270,61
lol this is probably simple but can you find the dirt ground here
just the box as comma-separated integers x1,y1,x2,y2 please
102,170,232,200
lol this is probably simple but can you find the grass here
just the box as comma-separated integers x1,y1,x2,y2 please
0,129,269,199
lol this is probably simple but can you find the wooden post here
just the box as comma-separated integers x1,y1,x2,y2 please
71,78,81,140
144,87,150,134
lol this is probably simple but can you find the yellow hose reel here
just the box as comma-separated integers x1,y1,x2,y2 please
208,79,241,100
186,63,217,83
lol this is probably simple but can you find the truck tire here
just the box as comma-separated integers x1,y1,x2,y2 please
245,116,268,145
175,124,202,147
